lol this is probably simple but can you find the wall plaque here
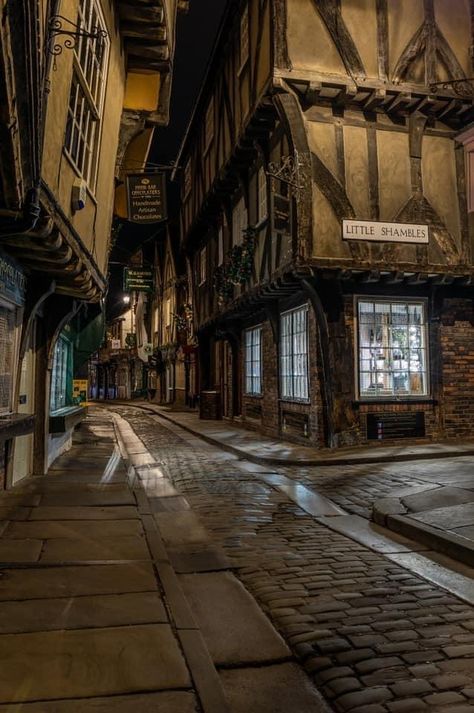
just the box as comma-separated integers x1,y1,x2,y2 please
343,220,429,244
0,251,26,305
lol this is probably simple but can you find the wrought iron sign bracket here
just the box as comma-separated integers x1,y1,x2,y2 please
266,156,304,191
429,78,474,98
47,15,108,70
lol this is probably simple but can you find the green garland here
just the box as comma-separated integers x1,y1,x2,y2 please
213,227,256,301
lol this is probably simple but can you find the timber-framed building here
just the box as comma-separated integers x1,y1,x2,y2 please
177,0,474,448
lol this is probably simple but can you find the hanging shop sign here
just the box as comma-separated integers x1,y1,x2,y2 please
272,193,291,235
0,251,26,306
342,220,429,244
126,173,167,224
123,268,154,293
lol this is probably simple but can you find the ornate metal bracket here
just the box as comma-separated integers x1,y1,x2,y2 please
47,15,108,69
266,156,304,191
429,79,474,98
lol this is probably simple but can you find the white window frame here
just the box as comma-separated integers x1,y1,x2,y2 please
198,246,207,286
232,197,248,246
239,4,249,72
64,0,109,191
245,326,262,396
356,297,429,401
280,305,309,402
257,165,268,223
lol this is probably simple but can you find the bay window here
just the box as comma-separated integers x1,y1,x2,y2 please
51,335,72,412
357,299,428,399
280,305,309,401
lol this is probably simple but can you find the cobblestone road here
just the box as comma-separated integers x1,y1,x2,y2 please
113,406,474,712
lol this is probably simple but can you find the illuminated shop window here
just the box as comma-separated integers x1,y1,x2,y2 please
280,305,309,401
245,326,262,395
64,0,109,189
51,335,72,412
358,299,428,399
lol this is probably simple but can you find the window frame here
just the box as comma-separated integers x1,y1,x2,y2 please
239,4,249,73
204,97,214,154
63,0,110,192
232,197,248,246
257,165,268,224
279,304,310,403
245,325,263,396
198,246,207,286
355,296,430,402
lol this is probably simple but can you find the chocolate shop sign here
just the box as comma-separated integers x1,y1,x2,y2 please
342,220,429,244
126,173,167,224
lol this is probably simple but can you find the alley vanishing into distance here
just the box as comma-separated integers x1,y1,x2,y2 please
2,405,471,711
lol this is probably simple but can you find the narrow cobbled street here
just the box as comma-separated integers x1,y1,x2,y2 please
111,404,474,713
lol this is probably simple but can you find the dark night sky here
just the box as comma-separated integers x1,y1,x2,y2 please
107,0,229,317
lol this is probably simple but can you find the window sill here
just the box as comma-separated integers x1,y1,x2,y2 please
279,398,310,406
354,398,437,407
244,393,263,399
49,405,87,434
0,413,35,443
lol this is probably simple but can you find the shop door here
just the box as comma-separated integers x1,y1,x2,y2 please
13,322,36,485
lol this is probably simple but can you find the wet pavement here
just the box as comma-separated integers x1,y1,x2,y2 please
0,408,329,713
104,403,474,713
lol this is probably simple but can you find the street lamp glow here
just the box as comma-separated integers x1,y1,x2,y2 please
123,294,130,304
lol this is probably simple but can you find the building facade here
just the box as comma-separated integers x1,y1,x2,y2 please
178,0,474,448
0,0,179,485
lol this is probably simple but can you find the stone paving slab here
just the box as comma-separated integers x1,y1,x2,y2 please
219,662,330,713
39,534,150,562
402,486,474,512
168,545,232,573
0,507,31,520
0,538,42,562
29,506,139,520
150,496,191,512
3,519,143,539
410,502,474,529
39,491,135,507
0,592,167,633
140,480,179,498
0,624,191,703
155,511,210,546
0,692,199,713
179,571,290,665
317,514,429,554
0,563,158,600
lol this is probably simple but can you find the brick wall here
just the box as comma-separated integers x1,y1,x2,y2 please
440,298,474,438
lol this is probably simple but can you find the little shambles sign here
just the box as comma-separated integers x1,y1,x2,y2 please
123,268,153,293
342,220,429,244
126,173,167,224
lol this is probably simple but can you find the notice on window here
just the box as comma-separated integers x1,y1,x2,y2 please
73,379,88,405
342,220,429,244
126,173,167,224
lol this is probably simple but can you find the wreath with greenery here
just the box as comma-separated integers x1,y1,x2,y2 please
213,227,256,301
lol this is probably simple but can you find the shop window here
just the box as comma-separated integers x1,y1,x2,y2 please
280,305,309,401
51,336,72,412
245,326,262,395
64,0,109,190
232,197,248,246
357,299,428,399
257,166,268,223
